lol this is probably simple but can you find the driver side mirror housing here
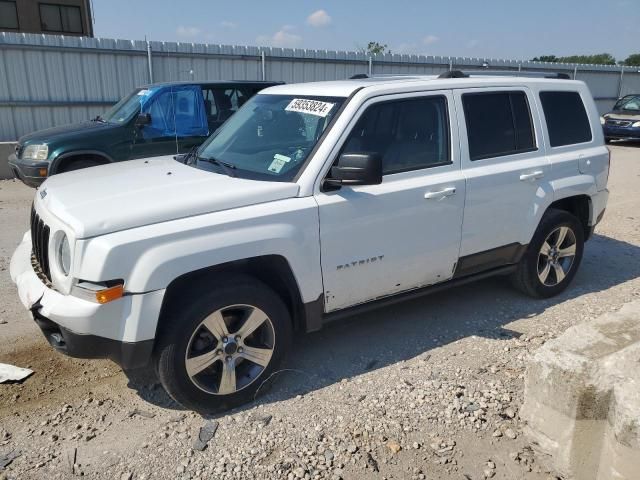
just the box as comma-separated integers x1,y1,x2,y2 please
135,112,151,127
325,152,383,188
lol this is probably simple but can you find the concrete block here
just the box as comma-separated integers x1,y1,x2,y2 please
520,301,640,480
0,142,18,180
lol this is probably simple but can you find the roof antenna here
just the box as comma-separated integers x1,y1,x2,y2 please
171,86,179,156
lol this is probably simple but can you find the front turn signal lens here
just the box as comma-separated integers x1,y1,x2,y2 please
39,168,48,177
95,284,124,304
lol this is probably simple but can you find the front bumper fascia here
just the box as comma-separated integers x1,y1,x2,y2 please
603,125,640,141
10,233,164,370
31,308,154,369
8,153,49,188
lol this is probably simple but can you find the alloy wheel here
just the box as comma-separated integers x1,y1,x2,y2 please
537,226,577,286
185,304,275,395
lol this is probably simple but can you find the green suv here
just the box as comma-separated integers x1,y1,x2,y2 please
8,80,280,187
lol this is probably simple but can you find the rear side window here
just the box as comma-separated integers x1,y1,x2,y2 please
539,91,592,147
463,91,536,160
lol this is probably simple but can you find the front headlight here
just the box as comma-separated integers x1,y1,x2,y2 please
57,234,71,276
22,144,49,160
632,121,640,128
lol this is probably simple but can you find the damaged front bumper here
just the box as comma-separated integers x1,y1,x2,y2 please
10,232,164,370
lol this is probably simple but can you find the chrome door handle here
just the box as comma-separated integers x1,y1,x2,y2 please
424,187,456,199
519,170,544,181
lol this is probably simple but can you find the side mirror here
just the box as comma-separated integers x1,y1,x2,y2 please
326,152,382,187
135,113,151,127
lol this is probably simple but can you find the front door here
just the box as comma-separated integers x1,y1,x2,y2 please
131,85,209,159
315,91,466,312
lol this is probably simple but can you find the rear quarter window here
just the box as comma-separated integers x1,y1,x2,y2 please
539,91,592,147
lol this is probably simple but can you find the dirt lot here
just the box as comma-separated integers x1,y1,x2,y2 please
1,145,639,480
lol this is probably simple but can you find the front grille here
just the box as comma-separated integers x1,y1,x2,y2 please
606,119,632,127
30,206,52,283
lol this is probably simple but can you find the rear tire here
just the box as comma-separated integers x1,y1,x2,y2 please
154,275,292,413
512,209,584,298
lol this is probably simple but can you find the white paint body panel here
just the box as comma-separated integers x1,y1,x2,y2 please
38,156,300,239
75,197,322,298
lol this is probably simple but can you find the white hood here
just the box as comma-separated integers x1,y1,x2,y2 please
37,156,300,238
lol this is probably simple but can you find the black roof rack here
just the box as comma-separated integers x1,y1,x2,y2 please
440,70,572,80
438,70,469,79
348,70,572,82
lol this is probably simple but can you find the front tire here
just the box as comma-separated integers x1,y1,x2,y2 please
512,209,584,298
154,275,292,413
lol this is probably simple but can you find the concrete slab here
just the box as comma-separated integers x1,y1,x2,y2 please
0,142,17,180
520,301,640,480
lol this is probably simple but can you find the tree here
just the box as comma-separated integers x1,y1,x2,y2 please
557,53,616,65
532,55,558,62
361,41,390,56
532,53,616,65
622,54,640,66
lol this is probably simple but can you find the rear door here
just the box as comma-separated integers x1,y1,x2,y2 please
453,87,551,272
315,90,466,312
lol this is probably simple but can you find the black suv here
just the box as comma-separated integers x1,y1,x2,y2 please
9,81,281,187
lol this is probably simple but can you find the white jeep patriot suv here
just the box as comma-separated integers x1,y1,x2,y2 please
11,72,609,412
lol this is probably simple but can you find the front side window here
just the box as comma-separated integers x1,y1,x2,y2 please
540,91,592,147
140,86,208,138
194,94,345,181
341,96,450,175
40,3,83,34
463,91,536,160
0,1,18,29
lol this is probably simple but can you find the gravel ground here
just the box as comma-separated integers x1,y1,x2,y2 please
1,145,639,480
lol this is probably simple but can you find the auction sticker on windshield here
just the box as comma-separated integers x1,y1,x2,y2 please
285,99,335,117
268,153,291,174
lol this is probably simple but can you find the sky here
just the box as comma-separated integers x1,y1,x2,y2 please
91,0,640,61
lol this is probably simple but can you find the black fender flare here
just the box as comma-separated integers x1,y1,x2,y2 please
50,150,115,174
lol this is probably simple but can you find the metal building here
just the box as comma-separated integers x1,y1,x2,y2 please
0,0,93,37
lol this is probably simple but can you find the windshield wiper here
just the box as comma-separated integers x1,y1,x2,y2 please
177,145,198,165
91,115,106,123
198,156,237,177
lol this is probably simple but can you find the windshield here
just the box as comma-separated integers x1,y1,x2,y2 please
193,94,345,181
613,95,640,112
101,88,147,124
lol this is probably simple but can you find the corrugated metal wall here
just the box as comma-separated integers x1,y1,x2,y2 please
2,32,640,141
